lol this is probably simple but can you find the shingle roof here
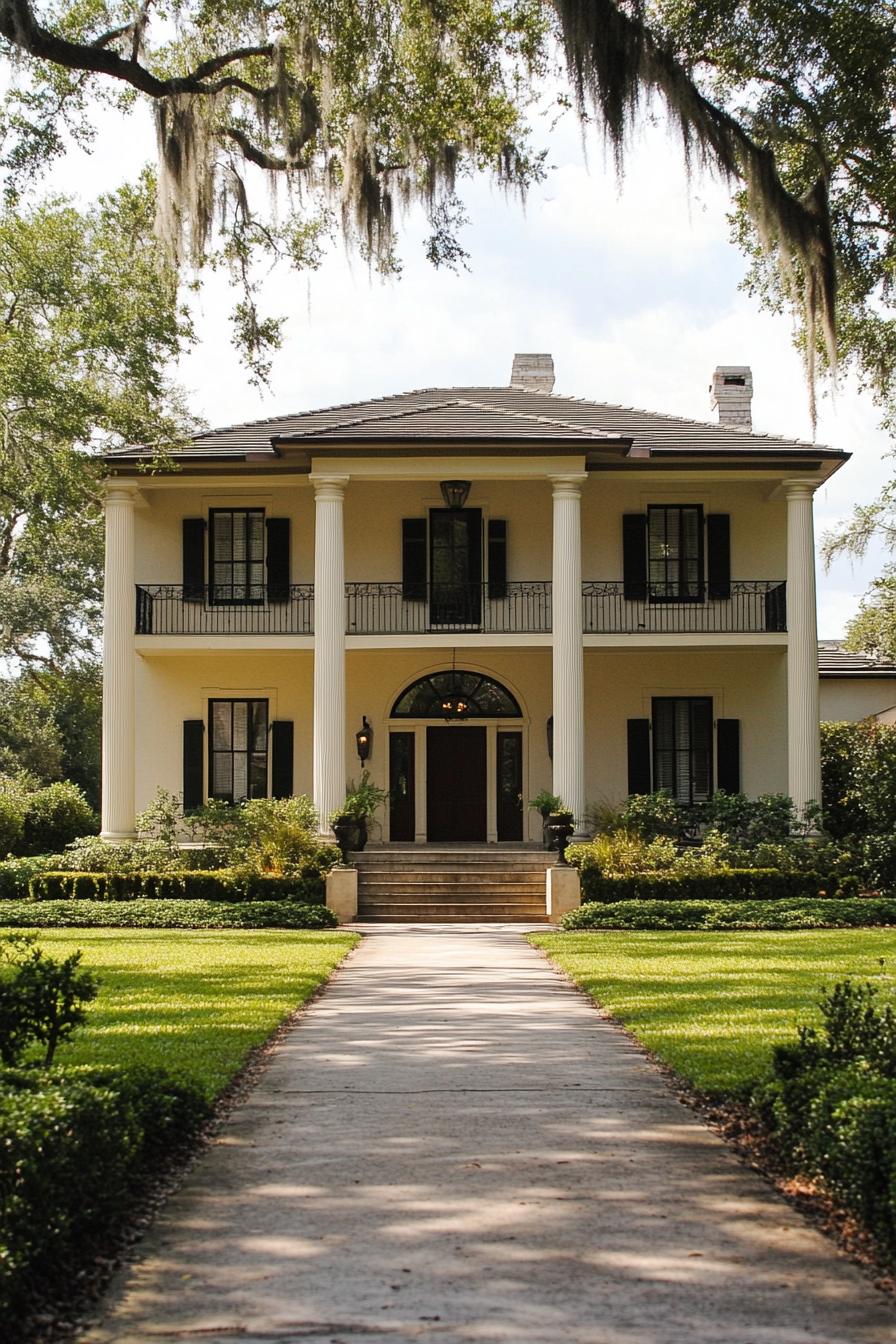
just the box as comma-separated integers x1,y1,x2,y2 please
107,385,848,461
818,640,896,677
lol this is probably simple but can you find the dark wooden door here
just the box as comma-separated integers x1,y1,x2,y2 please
389,732,416,841
496,731,523,841
429,509,482,625
426,727,487,840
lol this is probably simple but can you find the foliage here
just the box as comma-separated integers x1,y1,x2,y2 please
0,932,98,1067
529,790,563,817
530,927,896,1093
341,771,390,822
27,869,329,905
559,897,896,933
18,781,97,855
0,3,856,388
758,981,896,1261
566,831,678,877
0,788,24,856
820,720,896,839
573,868,830,905
0,664,102,807
612,790,813,844
0,899,338,929
0,1064,209,1326
0,182,195,676
0,854,54,900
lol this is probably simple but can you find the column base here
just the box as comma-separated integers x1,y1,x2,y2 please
100,830,137,844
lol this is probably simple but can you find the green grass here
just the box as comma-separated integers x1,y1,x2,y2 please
530,929,896,1094
1,928,358,1099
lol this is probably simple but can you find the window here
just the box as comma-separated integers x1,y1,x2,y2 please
652,697,712,804
210,509,265,604
648,505,703,601
391,672,521,718
209,699,268,802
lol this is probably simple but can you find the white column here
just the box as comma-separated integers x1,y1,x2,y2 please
551,474,587,830
785,479,821,815
312,475,348,834
101,484,137,840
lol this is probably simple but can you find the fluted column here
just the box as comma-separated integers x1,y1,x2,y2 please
312,475,348,834
551,474,587,830
785,479,821,816
101,484,137,839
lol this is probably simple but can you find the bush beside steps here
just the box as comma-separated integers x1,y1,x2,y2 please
0,898,338,929
578,869,833,904
560,897,896,931
26,869,327,904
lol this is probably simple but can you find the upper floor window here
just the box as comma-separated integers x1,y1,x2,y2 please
652,696,712,804
648,505,704,601
210,509,265,604
209,698,268,802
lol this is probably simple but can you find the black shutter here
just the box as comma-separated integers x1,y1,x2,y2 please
183,519,206,602
717,718,741,794
183,720,204,812
765,582,787,632
622,515,648,600
271,721,294,799
266,518,290,604
488,519,508,600
707,514,731,600
402,519,427,601
627,719,651,795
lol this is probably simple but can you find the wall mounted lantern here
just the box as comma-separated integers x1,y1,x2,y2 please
547,715,554,762
356,716,373,765
440,480,471,510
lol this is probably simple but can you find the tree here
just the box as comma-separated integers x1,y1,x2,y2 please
0,663,102,805
0,1,847,384
0,177,196,678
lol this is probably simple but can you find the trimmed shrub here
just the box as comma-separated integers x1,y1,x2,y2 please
27,868,329,904
0,856,54,900
559,897,896,931
576,867,830,904
0,791,25,857
18,782,97,856
756,981,896,1261
0,1064,209,1324
0,898,338,929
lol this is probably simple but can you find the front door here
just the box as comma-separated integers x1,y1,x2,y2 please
429,508,482,625
426,726,487,840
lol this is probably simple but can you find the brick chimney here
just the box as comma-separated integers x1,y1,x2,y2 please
510,353,555,394
710,366,753,430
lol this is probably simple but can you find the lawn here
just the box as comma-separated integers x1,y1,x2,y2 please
530,929,896,1094
1,928,359,1099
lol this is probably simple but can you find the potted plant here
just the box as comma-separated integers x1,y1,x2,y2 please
328,809,361,864
546,808,575,864
529,790,563,849
342,771,390,851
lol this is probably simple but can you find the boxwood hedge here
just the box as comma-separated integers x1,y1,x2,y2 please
0,898,338,929
0,1064,209,1325
559,897,896,931
26,869,327,904
578,868,830,904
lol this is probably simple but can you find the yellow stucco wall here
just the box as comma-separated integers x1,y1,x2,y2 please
819,678,896,722
134,643,787,835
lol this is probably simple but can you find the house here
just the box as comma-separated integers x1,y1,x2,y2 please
100,356,848,845
818,641,896,722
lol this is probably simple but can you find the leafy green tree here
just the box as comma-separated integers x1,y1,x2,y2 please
0,177,196,679
0,1,854,381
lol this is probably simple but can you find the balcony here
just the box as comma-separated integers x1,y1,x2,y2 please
135,580,786,637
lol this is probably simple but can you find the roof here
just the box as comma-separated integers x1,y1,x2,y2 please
106,385,849,463
818,640,896,677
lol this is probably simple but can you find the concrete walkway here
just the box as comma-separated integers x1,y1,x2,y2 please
85,926,894,1344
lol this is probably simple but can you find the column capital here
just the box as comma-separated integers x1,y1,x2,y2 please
550,473,588,498
310,474,350,500
783,478,819,500
104,482,140,507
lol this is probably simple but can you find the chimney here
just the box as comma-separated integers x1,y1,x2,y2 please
510,352,555,394
710,365,753,430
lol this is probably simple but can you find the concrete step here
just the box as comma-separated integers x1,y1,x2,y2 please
358,875,547,889
357,905,548,921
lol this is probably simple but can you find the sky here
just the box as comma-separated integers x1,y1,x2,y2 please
49,94,893,638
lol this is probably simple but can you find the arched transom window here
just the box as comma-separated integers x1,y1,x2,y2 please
391,671,522,719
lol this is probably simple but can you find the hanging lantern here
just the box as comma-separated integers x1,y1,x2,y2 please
356,715,373,764
440,480,471,510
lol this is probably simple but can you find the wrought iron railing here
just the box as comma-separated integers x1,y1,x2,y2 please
135,585,315,635
135,579,786,636
581,581,787,634
345,582,553,634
